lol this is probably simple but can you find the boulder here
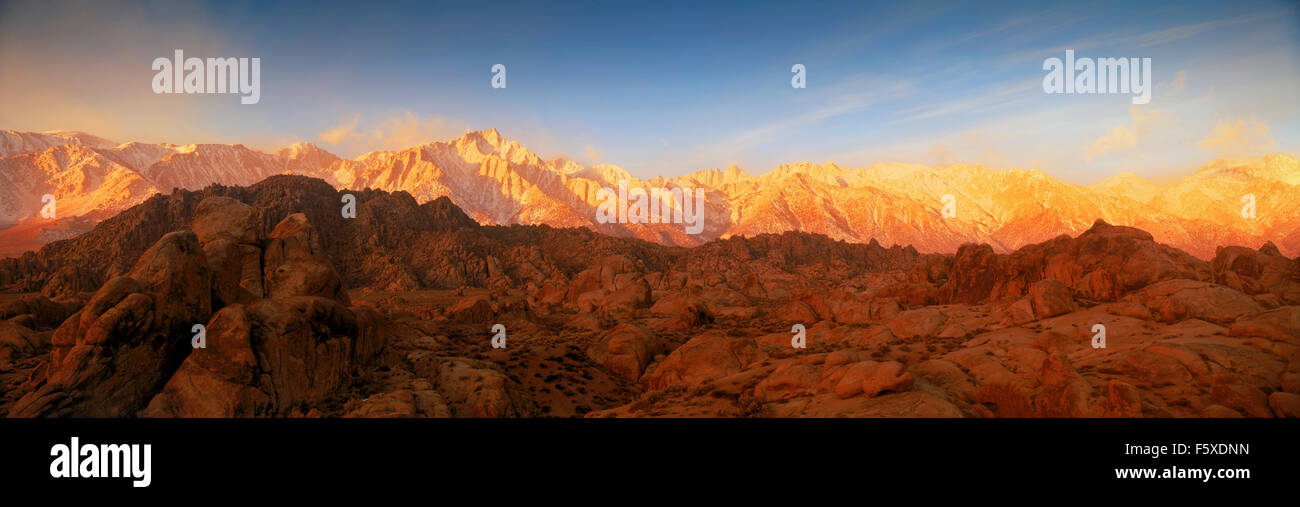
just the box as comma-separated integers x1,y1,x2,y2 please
753,362,823,402
1210,373,1272,418
204,239,255,308
940,243,1002,304
599,278,652,312
886,308,947,339
143,297,387,417
1001,298,1036,326
990,219,1208,302
263,213,349,304
586,324,666,380
1229,306,1300,344
774,300,819,324
0,321,46,360
1129,279,1262,324
642,331,765,390
141,305,268,417
1029,279,1076,319
191,196,261,245
827,360,913,398
11,231,212,417
1212,243,1300,305
346,384,451,418
1268,392,1300,418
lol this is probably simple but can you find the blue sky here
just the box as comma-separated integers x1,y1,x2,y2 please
1,0,1297,183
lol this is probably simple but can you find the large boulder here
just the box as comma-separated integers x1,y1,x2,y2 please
245,297,377,409
1229,306,1300,344
11,231,212,417
191,196,261,245
1269,392,1300,418
753,361,823,402
642,331,765,390
599,278,652,312
0,321,46,360
143,298,387,417
822,360,913,399
939,243,1002,304
990,219,1208,302
886,308,947,339
140,305,269,417
1028,279,1077,319
586,324,666,380
1128,279,1263,324
263,213,349,304
204,239,256,307
1212,243,1300,305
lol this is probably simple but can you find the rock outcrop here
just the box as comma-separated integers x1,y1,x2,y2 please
12,231,212,417
3,177,1294,419
9,197,393,417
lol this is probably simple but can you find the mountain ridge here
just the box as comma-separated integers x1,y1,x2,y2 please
1,128,1296,259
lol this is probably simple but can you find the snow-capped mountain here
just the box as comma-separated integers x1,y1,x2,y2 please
0,130,118,158
141,144,287,191
1,128,1297,259
0,144,158,224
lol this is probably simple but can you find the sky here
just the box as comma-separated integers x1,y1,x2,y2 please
1,0,1297,184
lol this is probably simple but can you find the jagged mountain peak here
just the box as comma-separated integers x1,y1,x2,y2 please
3,126,1299,261
278,141,323,155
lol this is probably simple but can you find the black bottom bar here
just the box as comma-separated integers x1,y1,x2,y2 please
2,418,1294,495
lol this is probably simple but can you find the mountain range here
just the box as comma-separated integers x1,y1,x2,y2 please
1,128,1297,259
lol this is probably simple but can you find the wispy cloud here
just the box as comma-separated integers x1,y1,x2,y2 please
1198,117,1276,157
895,82,1037,122
1086,107,1176,158
317,111,467,156
1125,8,1289,47
997,4,1293,68
665,74,914,171
319,115,361,144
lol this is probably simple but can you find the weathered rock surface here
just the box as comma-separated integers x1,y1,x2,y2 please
586,324,666,380
2,177,1292,419
11,231,212,417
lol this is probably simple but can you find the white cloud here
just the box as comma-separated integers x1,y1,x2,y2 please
317,111,466,155
1086,107,1175,158
1198,118,1276,157
318,115,361,145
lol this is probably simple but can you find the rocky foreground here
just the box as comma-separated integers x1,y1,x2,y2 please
1,175,1298,417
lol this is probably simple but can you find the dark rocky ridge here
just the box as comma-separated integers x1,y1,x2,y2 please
0,175,927,299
